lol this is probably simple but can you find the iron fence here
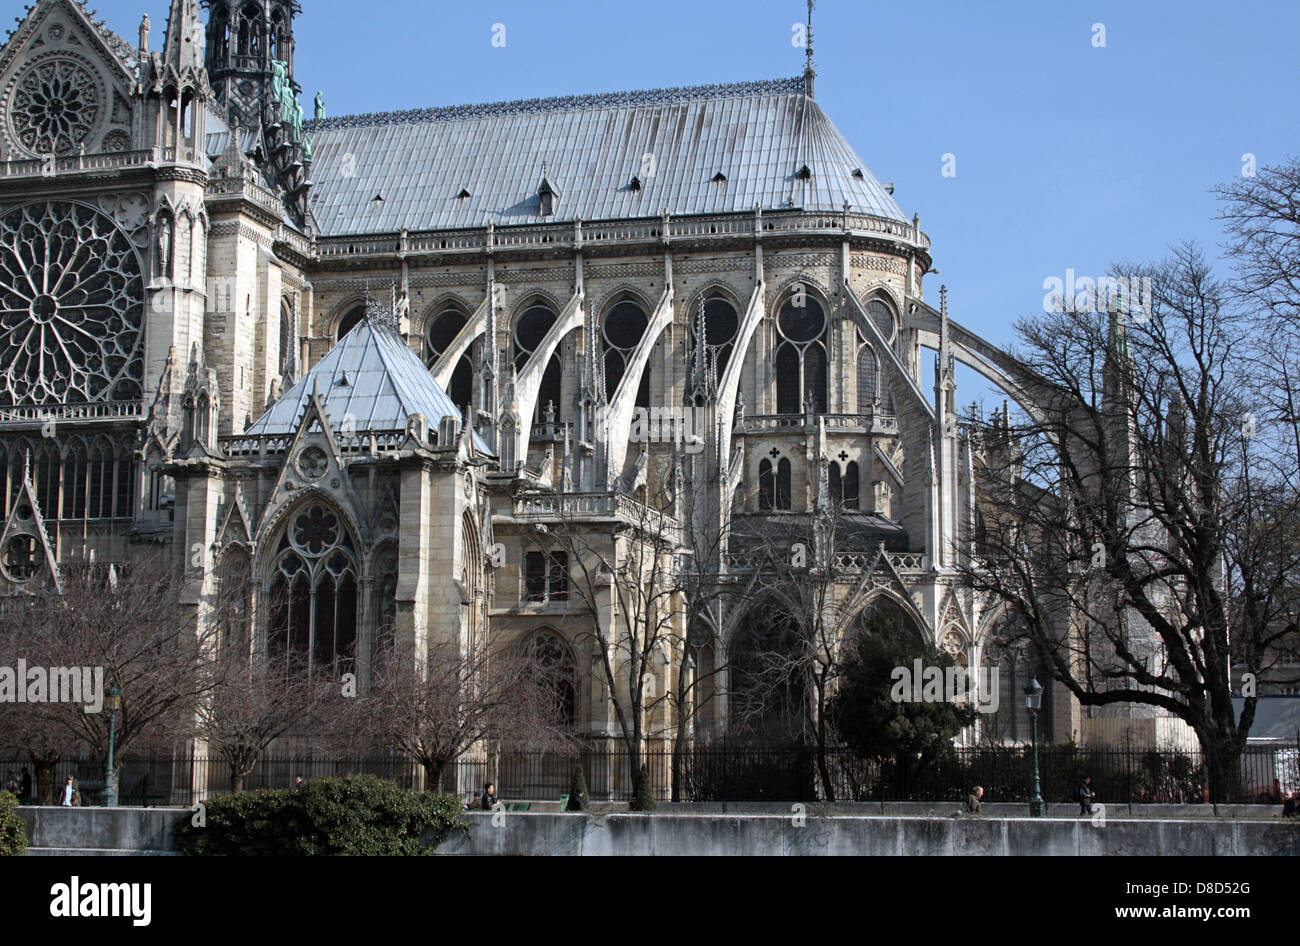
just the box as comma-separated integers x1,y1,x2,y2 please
4,744,1296,807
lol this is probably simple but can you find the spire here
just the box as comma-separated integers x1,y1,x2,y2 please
161,0,205,74
939,284,951,362
803,0,816,98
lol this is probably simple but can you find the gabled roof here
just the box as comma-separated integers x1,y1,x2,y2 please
0,0,138,84
245,317,489,452
304,77,907,235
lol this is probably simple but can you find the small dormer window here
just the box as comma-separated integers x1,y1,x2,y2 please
851,167,865,179
628,176,642,192
796,164,812,181
537,166,559,217
711,172,727,184
456,188,471,199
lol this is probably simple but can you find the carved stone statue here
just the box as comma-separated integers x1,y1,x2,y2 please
156,218,172,279
270,60,287,105
138,14,150,55
314,91,326,122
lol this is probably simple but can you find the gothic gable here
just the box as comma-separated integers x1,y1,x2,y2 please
255,386,367,551
0,458,61,593
0,0,139,160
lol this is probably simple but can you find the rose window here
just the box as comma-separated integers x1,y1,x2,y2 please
0,201,144,405
296,446,329,481
10,58,101,155
291,505,340,555
2,534,41,582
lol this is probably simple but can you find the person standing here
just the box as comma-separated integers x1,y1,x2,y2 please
59,775,81,807
1074,776,1096,815
19,768,32,803
965,785,984,813
479,782,498,810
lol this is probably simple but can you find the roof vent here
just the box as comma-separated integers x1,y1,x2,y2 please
456,188,471,199
796,164,811,181
628,175,642,192
711,172,727,184
851,167,865,179
336,371,350,387
882,181,895,195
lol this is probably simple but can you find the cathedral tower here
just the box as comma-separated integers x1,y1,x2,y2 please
201,0,300,129
201,1,310,225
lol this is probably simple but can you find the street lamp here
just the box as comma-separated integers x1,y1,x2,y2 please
103,684,121,808
1025,678,1044,817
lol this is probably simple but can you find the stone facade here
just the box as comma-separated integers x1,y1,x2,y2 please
0,0,1099,767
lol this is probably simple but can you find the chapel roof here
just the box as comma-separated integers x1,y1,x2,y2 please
301,76,907,235
244,311,489,454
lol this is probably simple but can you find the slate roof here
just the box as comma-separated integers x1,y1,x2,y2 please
205,106,263,160
302,77,907,235
245,315,490,453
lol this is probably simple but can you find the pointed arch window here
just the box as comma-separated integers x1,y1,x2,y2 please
856,299,897,415
279,298,296,381
775,293,828,414
690,294,739,389
425,305,473,412
843,461,860,510
525,630,578,727
758,457,792,511
602,296,650,408
218,548,252,655
267,503,359,678
61,442,87,519
513,302,563,423
373,545,398,662
337,305,365,341
34,443,59,518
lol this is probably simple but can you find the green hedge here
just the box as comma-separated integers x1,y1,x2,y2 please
0,791,27,857
175,775,467,856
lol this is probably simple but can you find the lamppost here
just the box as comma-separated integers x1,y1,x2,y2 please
1025,678,1044,817
103,684,122,808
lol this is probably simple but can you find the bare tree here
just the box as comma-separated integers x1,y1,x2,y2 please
729,500,895,800
8,560,222,791
1216,156,1300,693
542,478,689,804
194,647,333,794
360,638,575,793
0,596,88,803
965,243,1300,800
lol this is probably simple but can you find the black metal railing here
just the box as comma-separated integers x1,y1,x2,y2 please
4,744,1296,807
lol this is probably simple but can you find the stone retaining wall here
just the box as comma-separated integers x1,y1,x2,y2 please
438,811,1300,856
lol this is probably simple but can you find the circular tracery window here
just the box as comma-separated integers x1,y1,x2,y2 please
291,506,340,555
0,201,144,406
9,58,102,155
2,534,41,582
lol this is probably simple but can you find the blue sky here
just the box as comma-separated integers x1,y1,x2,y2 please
90,0,1297,380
